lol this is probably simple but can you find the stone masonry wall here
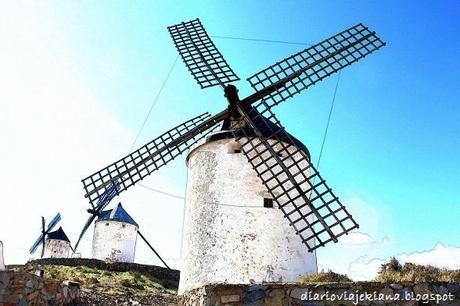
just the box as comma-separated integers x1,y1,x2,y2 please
179,283,460,306
0,270,80,305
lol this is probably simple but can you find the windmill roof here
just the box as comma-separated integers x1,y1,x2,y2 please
209,107,310,159
47,227,70,243
98,203,139,227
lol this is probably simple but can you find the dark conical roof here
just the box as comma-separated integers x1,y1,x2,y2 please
207,106,310,159
98,203,139,227
47,227,70,243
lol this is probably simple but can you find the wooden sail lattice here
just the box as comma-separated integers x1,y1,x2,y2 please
247,23,385,110
168,18,240,89
233,103,358,250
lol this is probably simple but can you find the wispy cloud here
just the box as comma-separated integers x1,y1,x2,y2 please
347,243,460,281
339,231,389,247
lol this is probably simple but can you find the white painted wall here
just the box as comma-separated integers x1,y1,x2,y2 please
179,134,317,294
43,239,71,258
92,220,138,263
0,241,5,270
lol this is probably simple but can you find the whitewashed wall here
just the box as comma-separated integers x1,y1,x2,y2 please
92,220,138,263
43,239,71,258
0,241,5,270
179,135,317,294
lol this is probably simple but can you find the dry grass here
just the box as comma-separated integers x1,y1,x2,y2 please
376,257,460,282
44,265,177,296
299,270,352,283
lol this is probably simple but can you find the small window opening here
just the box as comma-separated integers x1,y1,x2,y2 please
264,198,274,208
105,223,109,226
227,141,242,154
122,224,126,228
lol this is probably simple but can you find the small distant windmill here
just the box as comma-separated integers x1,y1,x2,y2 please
80,19,385,290
29,213,71,258
74,183,170,268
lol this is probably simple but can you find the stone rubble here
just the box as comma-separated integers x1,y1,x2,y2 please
0,270,80,305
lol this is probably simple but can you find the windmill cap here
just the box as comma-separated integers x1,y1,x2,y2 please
47,227,70,243
208,107,310,159
98,203,139,227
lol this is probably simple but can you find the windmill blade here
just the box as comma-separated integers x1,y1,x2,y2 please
29,234,44,254
232,103,358,251
46,213,61,232
138,230,171,270
168,18,240,89
246,23,385,110
41,237,45,258
73,214,98,251
95,181,121,208
82,111,226,206
40,216,46,258
29,216,46,255
74,182,119,251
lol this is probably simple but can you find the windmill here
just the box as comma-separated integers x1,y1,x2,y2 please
29,213,71,258
74,183,170,268
80,19,385,290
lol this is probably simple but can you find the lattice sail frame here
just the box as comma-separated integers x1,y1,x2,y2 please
247,23,385,109
82,112,218,206
29,213,61,254
168,18,240,89
233,103,358,251
74,182,120,251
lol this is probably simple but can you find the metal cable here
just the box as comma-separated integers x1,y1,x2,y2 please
211,35,313,46
316,71,341,169
128,55,179,153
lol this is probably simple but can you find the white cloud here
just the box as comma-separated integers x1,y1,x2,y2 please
339,232,390,247
397,243,460,269
347,243,460,281
339,232,373,245
348,256,386,281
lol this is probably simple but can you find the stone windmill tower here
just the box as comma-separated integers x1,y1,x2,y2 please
91,203,139,263
43,227,72,258
180,120,318,292
78,19,385,294
74,197,170,267
29,213,72,258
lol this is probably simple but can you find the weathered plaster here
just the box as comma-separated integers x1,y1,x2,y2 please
179,135,317,294
92,220,138,263
0,241,5,270
43,239,71,258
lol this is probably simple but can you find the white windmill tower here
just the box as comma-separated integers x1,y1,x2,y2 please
74,195,170,267
78,19,385,294
29,213,72,259
91,203,139,263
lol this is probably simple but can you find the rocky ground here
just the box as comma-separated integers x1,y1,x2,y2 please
78,288,178,306
20,259,180,306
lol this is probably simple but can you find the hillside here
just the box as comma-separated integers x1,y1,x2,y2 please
25,258,179,306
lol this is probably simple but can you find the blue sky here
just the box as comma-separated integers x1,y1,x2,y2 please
1,1,459,278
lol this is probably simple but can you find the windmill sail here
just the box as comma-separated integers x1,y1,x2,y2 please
232,104,358,251
29,213,62,256
74,182,120,251
82,112,222,206
168,18,240,89
246,23,385,110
